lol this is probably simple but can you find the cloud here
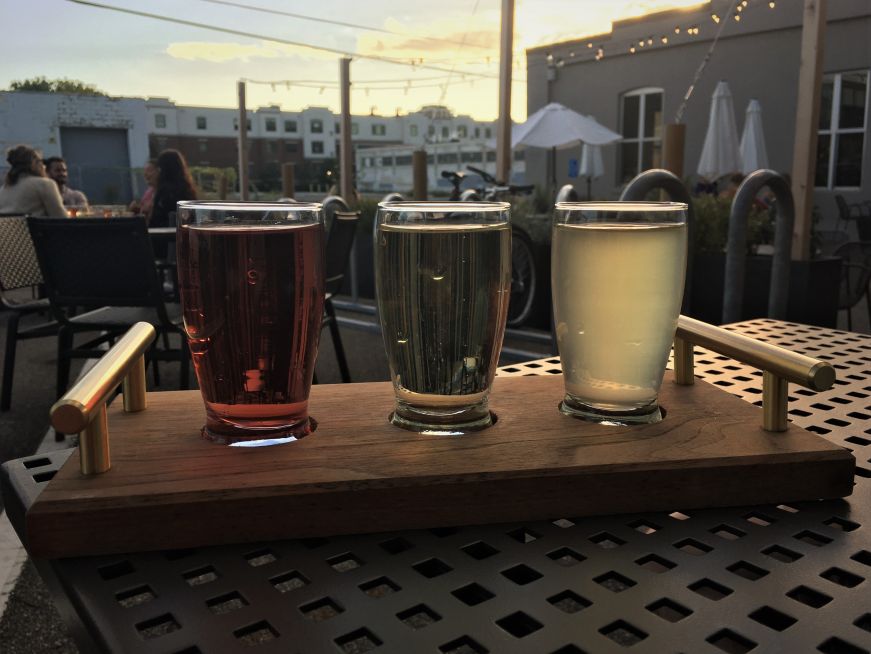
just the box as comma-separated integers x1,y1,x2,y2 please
166,40,335,63
356,16,500,61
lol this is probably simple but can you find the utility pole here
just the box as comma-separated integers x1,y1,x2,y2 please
237,80,249,201
790,0,827,260
495,0,514,184
339,58,354,207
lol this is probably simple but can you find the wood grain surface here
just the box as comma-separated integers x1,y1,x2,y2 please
26,372,855,558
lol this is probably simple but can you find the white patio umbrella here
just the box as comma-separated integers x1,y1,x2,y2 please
578,143,604,199
512,102,621,190
696,81,743,181
739,99,769,174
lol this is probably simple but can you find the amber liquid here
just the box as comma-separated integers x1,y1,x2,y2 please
177,223,325,443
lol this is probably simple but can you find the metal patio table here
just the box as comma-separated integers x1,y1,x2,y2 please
2,318,870,654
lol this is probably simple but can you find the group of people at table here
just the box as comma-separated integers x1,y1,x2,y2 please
0,144,198,229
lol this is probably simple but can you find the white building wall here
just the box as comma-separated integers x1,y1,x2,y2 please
0,91,149,169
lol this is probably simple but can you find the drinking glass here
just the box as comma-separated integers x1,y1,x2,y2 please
552,201,688,425
375,201,511,435
177,201,325,446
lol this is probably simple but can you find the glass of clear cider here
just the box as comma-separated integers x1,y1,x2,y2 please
552,201,688,425
375,201,512,435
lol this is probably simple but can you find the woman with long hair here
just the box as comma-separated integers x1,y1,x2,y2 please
149,149,197,228
0,145,67,216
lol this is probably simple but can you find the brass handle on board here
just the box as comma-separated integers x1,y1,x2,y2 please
673,315,836,432
50,322,156,475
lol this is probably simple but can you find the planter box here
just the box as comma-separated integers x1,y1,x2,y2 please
689,253,842,327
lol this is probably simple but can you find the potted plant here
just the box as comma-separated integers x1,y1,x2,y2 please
688,197,841,327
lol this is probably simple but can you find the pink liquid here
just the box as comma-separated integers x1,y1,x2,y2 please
177,223,325,442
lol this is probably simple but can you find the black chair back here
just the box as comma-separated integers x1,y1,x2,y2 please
0,215,43,294
324,211,359,297
834,241,871,311
27,217,169,321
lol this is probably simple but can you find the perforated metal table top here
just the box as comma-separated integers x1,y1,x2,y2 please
3,319,871,654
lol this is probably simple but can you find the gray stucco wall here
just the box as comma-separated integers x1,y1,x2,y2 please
525,0,870,229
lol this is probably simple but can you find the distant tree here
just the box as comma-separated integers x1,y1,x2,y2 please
8,76,106,96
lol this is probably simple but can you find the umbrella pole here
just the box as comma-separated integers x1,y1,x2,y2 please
551,146,556,198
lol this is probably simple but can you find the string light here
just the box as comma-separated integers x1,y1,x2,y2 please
769,1,775,7
712,14,720,23
647,37,653,45
661,36,668,44
674,26,681,34
734,14,741,21
629,46,636,53
587,42,593,48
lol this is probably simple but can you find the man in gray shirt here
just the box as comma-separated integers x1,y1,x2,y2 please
44,156,89,209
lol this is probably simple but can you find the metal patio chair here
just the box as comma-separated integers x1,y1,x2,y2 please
833,241,871,332
27,217,189,403
0,215,58,410
318,209,360,384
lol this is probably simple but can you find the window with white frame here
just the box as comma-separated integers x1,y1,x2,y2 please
196,116,207,130
372,124,386,136
265,118,277,132
311,141,324,154
310,119,323,134
619,87,663,183
409,124,419,137
816,70,868,188
154,113,166,128
284,119,297,133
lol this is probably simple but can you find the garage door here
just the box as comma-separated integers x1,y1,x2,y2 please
59,127,132,204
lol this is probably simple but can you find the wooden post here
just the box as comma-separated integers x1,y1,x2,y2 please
218,173,228,200
412,150,428,200
662,123,686,178
237,80,250,201
495,0,514,184
281,163,295,199
339,58,355,208
790,0,827,261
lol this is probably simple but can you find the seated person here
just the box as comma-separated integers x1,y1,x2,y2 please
0,145,67,217
129,159,157,216
44,156,89,210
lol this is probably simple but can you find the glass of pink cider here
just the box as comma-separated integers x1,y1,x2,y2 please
176,202,325,446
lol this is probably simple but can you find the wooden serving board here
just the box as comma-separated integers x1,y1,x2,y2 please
26,373,855,558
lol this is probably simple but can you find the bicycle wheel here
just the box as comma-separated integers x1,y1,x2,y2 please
507,227,536,327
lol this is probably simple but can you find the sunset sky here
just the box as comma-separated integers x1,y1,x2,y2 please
2,0,709,120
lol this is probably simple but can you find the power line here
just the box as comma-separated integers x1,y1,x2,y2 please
196,0,492,50
65,0,502,80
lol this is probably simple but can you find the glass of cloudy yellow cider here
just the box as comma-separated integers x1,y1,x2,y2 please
552,201,688,425
375,202,512,435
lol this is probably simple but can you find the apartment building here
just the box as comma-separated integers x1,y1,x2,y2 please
0,91,495,200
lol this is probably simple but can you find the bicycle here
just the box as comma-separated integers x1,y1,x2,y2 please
440,167,538,328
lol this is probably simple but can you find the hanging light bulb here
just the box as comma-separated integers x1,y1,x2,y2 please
661,36,668,44
638,40,644,47
712,14,720,23
675,26,681,34
734,14,741,21
629,46,636,53
647,37,653,45
587,42,593,48
769,1,776,7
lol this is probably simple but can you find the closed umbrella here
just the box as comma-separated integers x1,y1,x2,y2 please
578,143,604,199
739,99,769,173
697,81,743,181
512,102,621,191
